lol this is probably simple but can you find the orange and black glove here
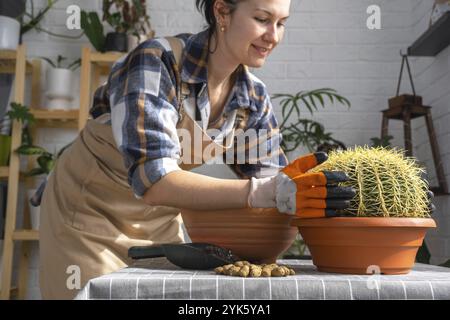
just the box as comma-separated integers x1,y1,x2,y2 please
247,152,356,218
277,152,356,217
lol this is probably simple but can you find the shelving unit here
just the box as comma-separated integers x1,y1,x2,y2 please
79,47,123,130
0,45,124,299
0,44,33,300
408,12,450,56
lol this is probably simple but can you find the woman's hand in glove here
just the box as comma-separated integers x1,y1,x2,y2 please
247,152,356,218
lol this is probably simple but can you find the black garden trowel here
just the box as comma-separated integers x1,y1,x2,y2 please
128,243,241,270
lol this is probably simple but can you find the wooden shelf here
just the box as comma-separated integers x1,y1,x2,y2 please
29,108,79,128
1,44,38,300
30,108,79,120
0,49,33,74
12,230,39,241
90,51,123,64
408,12,450,56
0,166,8,179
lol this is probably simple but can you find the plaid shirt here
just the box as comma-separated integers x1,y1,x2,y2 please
91,29,288,198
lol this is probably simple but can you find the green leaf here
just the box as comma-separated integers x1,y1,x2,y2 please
7,103,35,124
16,145,48,156
300,96,314,115
56,55,66,68
67,58,81,71
312,93,324,107
81,11,106,52
37,155,55,174
40,56,57,68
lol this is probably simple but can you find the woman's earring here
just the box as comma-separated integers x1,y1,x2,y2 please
220,25,225,32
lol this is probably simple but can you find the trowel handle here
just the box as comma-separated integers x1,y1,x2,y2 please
128,245,165,259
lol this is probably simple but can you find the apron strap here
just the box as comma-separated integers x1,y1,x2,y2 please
165,36,250,131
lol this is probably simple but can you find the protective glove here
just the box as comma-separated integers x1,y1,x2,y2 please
247,152,356,218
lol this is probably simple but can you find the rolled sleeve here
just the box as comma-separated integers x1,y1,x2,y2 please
131,157,181,199
108,45,182,198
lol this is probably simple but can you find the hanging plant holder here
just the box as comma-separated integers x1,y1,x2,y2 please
388,53,422,109
382,52,448,195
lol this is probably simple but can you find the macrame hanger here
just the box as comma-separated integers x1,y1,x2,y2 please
396,50,416,97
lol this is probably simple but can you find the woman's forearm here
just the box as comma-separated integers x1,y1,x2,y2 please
143,170,251,210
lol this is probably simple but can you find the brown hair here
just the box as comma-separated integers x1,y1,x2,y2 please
195,0,243,52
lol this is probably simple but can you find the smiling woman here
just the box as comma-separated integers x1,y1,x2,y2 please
35,0,359,300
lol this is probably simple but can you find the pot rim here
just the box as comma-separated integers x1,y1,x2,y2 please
291,217,436,228
0,15,20,26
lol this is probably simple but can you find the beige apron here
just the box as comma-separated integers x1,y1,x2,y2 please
39,37,248,299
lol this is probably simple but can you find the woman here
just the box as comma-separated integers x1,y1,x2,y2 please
38,0,354,299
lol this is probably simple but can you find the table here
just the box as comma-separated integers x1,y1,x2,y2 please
74,258,450,300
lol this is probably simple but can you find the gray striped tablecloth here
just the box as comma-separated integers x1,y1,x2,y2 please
74,258,450,300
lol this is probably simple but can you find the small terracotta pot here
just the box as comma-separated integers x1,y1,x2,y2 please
181,208,298,263
291,217,436,275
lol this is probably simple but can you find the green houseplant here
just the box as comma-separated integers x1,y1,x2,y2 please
80,11,106,52
7,102,67,176
291,146,436,274
272,88,350,154
81,1,153,53
102,0,132,52
124,0,154,50
1,0,59,50
0,102,34,166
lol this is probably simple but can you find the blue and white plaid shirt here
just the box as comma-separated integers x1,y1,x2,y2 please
90,29,288,198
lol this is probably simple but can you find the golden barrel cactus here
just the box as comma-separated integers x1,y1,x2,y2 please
310,146,431,218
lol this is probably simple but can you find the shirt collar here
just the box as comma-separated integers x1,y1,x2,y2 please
180,30,257,112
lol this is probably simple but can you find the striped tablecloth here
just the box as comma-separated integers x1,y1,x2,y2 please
74,258,450,300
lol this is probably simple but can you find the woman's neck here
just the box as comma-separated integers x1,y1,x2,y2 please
207,31,239,90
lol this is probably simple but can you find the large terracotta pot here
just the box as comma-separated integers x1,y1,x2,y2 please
181,208,298,263
291,217,436,275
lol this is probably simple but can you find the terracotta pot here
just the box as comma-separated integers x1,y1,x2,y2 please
291,217,436,275
181,208,298,263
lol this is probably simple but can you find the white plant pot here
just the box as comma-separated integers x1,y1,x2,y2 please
27,189,40,230
127,34,147,52
45,68,74,109
0,15,20,50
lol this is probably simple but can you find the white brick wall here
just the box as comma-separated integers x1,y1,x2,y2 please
3,0,448,299
410,0,450,266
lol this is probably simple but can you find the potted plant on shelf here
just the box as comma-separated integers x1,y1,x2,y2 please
81,1,153,53
0,13,21,50
124,0,154,51
2,102,35,161
40,55,81,110
10,102,69,229
291,146,436,275
102,0,130,52
0,0,61,50
272,88,351,260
